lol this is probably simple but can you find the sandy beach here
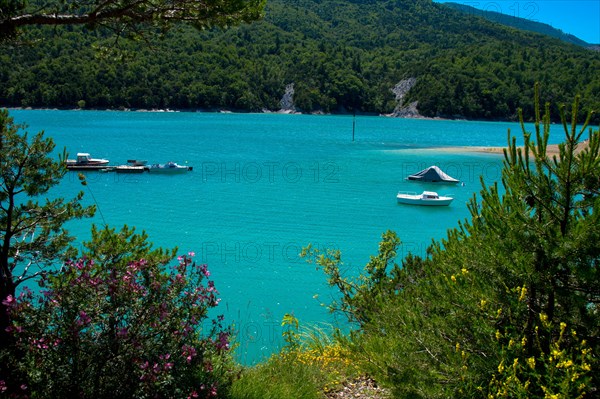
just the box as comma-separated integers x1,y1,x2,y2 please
428,141,590,157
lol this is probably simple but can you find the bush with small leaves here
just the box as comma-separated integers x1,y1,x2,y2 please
1,226,234,399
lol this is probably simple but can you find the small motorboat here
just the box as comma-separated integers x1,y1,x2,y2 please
115,159,149,173
66,153,110,170
147,161,191,174
396,191,453,206
115,165,146,174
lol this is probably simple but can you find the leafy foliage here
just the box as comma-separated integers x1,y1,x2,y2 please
1,0,599,121
0,0,265,41
0,108,95,387
230,314,358,399
305,89,600,397
2,226,234,398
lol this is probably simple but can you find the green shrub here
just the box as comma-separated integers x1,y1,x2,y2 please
2,226,235,399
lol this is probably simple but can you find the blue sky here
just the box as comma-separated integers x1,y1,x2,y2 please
434,0,600,44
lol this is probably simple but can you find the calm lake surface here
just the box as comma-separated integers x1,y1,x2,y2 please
9,109,566,364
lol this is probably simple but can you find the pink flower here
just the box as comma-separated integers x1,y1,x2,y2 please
2,295,15,308
33,338,49,349
76,310,91,326
6,325,24,334
216,332,230,351
182,345,197,363
199,264,211,278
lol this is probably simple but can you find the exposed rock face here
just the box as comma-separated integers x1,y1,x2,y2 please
279,83,296,113
392,100,420,118
389,77,421,118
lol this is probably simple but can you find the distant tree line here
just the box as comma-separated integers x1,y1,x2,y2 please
1,0,599,122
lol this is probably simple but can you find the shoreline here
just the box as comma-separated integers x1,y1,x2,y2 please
3,106,511,123
422,141,590,157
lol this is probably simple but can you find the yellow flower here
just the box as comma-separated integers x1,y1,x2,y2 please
521,337,527,347
519,286,527,301
582,347,591,356
581,363,591,371
455,342,460,352
451,275,457,283
527,357,536,369
564,360,573,368
560,322,567,331
461,268,468,275
552,348,562,358
480,299,487,309
539,313,548,323
495,330,502,340
542,387,560,399
498,361,505,374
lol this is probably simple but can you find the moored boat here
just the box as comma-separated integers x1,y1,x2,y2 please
396,191,453,206
66,153,110,170
406,165,459,184
115,165,146,174
147,161,191,174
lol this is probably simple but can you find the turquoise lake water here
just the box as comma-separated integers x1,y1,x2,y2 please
9,109,567,364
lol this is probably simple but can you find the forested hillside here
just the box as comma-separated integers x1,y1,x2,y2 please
444,2,594,48
1,0,599,121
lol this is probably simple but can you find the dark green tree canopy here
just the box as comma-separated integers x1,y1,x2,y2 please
0,0,265,40
0,109,95,353
2,0,599,121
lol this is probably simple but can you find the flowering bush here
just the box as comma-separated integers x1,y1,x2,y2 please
280,314,358,394
487,314,595,399
1,226,234,399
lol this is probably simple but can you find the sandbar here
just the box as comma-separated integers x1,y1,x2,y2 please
425,142,589,157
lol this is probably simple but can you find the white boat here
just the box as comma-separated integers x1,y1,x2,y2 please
66,153,110,170
396,191,453,206
147,161,191,174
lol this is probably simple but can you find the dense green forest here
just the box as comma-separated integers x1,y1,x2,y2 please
444,2,596,48
1,0,599,121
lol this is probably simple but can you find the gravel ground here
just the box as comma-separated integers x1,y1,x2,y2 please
325,377,390,399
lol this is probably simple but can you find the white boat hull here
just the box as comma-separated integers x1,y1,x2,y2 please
396,191,453,206
65,152,110,170
147,163,191,174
